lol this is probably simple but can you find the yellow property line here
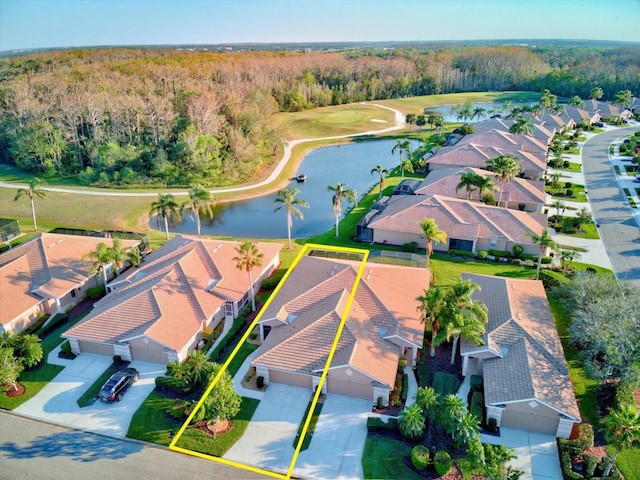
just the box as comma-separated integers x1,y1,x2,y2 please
169,243,370,479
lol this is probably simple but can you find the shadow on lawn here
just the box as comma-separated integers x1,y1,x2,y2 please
0,429,142,462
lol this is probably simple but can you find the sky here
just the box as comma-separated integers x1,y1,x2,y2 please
1,0,639,52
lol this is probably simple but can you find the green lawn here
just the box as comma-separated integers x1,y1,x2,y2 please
362,436,423,480
127,391,176,445
76,365,118,407
554,162,582,173
546,183,588,203
293,396,325,451
173,396,260,457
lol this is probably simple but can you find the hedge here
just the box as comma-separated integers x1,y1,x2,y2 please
86,285,106,299
154,376,192,395
488,249,511,258
448,249,476,258
470,391,483,422
539,270,571,289
366,416,400,433
432,372,461,396
37,313,69,337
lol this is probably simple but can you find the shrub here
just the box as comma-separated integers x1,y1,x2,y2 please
487,417,498,432
541,256,553,265
449,249,476,258
488,249,510,259
558,441,585,480
470,375,483,390
432,372,461,396
512,244,524,259
256,376,264,389
23,314,49,336
366,416,399,433
87,285,106,299
377,396,383,409
518,203,526,211
566,189,574,197
155,376,192,395
402,241,418,253
37,313,68,337
574,422,595,450
481,192,495,205
615,380,637,409
261,276,282,290
539,270,571,289
168,400,188,419
60,339,73,355
411,445,430,470
112,355,123,367
434,450,452,476
401,373,409,402
470,390,484,421
477,250,488,260
190,403,206,424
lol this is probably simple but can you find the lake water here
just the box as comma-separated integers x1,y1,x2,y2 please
166,138,419,239
424,101,536,123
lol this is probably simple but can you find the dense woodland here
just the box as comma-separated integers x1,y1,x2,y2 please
0,44,638,187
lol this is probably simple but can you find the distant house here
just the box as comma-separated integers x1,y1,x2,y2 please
559,105,600,126
357,194,548,256
252,254,428,405
414,167,546,212
0,233,140,334
460,274,580,438
583,99,632,121
523,110,575,134
473,117,554,145
63,236,282,364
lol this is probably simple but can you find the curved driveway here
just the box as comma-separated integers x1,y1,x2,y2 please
582,126,640,285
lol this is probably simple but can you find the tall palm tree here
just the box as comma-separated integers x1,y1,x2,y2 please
456,172,478,200
232,241,263,312
85,241,115,285
602,405,640,477
559,249,581,273
486,155,522,207
14,178,46,231
273,187,308,249
589,87,604,101
472,174,495,202
526,227,557,280
509,117,534,136
417,287,446,357
417,218,447,267
472,106,486,121
150,193,181,240
392,139,412,178
551,199,566,220
415,386,440,421
185,349,216,386
370,165,389,199
439,394,466,435
453,411,481,447
327,182,356,238
181,184,213,236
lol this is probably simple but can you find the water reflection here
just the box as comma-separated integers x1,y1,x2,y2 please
163,138,419,239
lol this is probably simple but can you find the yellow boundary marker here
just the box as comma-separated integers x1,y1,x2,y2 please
169,243,369,479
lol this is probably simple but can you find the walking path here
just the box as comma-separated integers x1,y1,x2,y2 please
0,103,405,198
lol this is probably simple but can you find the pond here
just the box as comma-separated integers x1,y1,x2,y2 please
424,101,537,123
163,138,420,239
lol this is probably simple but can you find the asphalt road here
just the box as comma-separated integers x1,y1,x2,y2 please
581,126,640,285
0,412,268,480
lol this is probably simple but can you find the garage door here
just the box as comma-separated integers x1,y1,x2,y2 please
130,346,169,365
78,340,115,357
501,407,559,434
270,370,312,390
327,377,372,400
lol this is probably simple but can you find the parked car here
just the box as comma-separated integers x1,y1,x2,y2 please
593,121,605,127
99,367,139,402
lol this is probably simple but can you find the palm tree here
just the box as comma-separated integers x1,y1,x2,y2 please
85,241,114,285
509,117,534,136
370,165,389,199
107,238,127,277
415,386,440,421
602,405,640,477
181,184,213,236
150,193,181,240
398,403,426,441
185,349,215,386
550,199,566,220
327,182,356,238
273,188,308,249
14,334,43,368
456,172,478,200
405,114,416,132
439,394,466,435
417,287,446,357
472,106,486,121
486,154,522,207
417,218,447,267
453,411,481,447
559,249,581,273
232,241,263,312
472,174,495,202
14,178,46,231
568,95,585,108
589,87,604,100
526,228,557,280
392,139,412,178
457,101,473,122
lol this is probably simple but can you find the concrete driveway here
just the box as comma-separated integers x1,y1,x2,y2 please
15,352,164,438
225,384,371,480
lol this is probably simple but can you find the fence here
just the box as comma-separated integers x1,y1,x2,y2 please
0,219,20,243
308,248,426,268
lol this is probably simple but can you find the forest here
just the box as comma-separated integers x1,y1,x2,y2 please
0,44,638,188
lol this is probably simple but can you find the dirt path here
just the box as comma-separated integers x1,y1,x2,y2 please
0,103,405,201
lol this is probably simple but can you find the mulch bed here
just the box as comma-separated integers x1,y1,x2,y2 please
191,419,232,436
3,383,25,397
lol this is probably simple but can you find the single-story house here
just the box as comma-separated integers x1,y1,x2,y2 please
583,99,633,121
252,254,429,405
473,117,554,145
63,236,282,364
357,194,548,256
459,274,580,438
523,111,575,134
559,105,600,126
456,130,549,159
414,167,546,212
0,233,140,334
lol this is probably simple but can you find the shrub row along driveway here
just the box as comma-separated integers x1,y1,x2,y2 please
15,353,164,438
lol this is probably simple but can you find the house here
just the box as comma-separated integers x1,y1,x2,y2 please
414,167,546,212
559,105,600,126
63,236,282,364
523,111,575,134
583,99,632,121
459,274,580,438
473,117,554,145
251,254,428,405
0,233,140,334
357,194,548,256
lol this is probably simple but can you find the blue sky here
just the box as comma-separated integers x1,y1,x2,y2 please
1,0,639,52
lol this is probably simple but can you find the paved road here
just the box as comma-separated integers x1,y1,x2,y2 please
0,412,268,480
582,126,640,285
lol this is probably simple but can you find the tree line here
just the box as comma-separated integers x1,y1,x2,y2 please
0,45,638,187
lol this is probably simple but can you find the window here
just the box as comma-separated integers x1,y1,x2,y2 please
489,238,497,249
70,289,77,298
449,238,474,251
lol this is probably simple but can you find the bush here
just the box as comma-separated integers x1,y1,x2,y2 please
401,373,409,402
477,250,488,260
448,249,476,258
518,203,526,211
366,416,399,433
432,372,461,396
60,339,73,355
488,249,511,259
377,396,383,409
574,423,595,450
512,244,524,259
481,192,495,205
539,270,571,289
487,417,498,432
190,403,206,424
541,256,553,265
470,390,484,422
260,276,282,290
411,445,430,470
566,189,574,197
112,355,123,367
470,374,483,390
168,400,188,419
23,314,49,336
36,313,68,337
87,285,106,299
402,241,418,253
155,376,192,395
256,376,264,389
434,450,452,476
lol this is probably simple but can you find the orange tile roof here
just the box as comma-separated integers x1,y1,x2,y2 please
64,236,282,353
461,274,580,420
253,255,428,387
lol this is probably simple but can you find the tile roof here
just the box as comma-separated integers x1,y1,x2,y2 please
64,236,282,353
460,274,580,420
415,167,546,207
0,233,139,328
253,255,428,388
366,195,546,245
456,130,548,156
473,118,554,143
